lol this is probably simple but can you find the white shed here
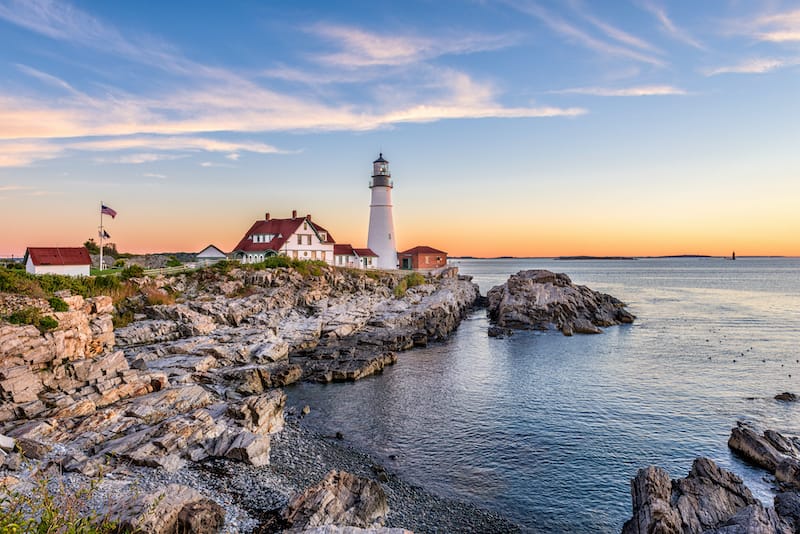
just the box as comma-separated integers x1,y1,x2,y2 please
24,247,91,276
197,244,228,264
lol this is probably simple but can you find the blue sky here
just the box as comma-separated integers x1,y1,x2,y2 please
0,0,798,256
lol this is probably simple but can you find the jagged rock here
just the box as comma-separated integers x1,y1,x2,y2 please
776,392,798,402
107,483,224,534
14,437,51,459
621,457,789,534
775,492,800,531
487,326,513,338
486,270,634,335
728,423,800,477
282,470,389,530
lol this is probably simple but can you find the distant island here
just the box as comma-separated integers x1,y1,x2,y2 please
556,256,636,261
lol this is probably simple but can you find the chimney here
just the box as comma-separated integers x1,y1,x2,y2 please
265,212,270,221
292,210,297,219
306,214,312,222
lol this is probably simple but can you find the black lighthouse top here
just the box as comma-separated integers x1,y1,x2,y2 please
371,153,392,188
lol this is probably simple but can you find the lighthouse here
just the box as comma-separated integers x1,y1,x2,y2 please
367,153,398,270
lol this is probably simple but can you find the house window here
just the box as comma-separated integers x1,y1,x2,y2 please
319,232,327,241
297,235,302,245
306,235,312,245
304,223,308,230
311,250,317,259
304,251,308,257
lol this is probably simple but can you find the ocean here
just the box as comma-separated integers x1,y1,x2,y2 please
285,257,800,532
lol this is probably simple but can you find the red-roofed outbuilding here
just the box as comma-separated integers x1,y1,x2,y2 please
24,247,92,276
398,246,447,271
333,244,378,269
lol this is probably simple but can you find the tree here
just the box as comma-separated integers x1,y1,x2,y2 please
84,239,99,254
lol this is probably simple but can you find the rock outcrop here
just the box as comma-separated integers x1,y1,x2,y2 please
728,422,800,489
622,457,790,534
282,470,390,531
625,424,800,534
0,264,476,531
486,270,634,335
107,483,225,534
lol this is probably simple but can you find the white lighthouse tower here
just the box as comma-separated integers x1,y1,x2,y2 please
367,153,398,270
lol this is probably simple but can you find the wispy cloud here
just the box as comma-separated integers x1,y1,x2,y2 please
639,1,704,50
504,0,663,66
143,172,166,179
0,0,585,168
308,24,516,68
567,0,662,54
752,9,800,43
555,85,687,96
704,57,793,76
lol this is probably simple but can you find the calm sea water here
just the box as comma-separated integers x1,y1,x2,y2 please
286,258,800,532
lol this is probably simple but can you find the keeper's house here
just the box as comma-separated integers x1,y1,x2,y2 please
24,247,91,276
231,211,336,265
398,246,447,271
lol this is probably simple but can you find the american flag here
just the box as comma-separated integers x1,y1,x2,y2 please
101,204,117,218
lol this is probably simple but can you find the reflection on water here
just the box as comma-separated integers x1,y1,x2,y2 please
287,258,800,532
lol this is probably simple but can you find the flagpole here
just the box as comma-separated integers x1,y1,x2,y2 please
99,200,104,272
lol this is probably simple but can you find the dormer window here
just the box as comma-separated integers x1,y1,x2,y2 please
319,232,327,241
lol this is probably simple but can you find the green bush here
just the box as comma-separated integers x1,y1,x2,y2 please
113,259,126,268
165,256,182,268
48,296,69,312
38,316,59,331
6,307,59,332
119,265,145,280
393,272,427,298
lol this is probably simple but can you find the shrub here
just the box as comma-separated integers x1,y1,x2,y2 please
0,472,117,533
38,316,59,331
119,265,145,280
165,256,182,268
213,260,234,274
393,272,427,298
112,309,134,328
48,296,69,312
393,278,408,298
6,307,59,332
113,259,126,268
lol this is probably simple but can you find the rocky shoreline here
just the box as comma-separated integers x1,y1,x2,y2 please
0,263,520,532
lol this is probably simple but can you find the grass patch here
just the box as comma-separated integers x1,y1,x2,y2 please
142,286,176,306
393,272,427,298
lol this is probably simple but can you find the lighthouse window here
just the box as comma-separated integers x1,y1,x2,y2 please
388,233,392,240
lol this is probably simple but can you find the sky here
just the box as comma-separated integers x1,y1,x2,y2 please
0,0,798,258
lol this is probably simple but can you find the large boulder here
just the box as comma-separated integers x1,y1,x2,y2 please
282,470,389,530
622,457,790,534
107,483,224,533
486,270,634,335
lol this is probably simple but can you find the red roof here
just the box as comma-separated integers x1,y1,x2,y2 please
26,247,91,266
334,244,355,256
398,246,447,256
334,244,378,258
232,215,335,253
353,247,378,257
